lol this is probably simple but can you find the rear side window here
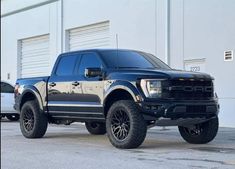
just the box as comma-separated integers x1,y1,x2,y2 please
0,82,14,93
78,53,102,75
56,55,77,76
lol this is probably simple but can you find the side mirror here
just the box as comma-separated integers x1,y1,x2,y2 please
85,68,102,78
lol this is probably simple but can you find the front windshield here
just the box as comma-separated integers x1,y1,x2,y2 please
100,50,171,70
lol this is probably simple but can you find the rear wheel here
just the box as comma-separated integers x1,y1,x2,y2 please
20,100,48,138
85,122,106,135
178,116,219,144
106,100,147,149
6,114,19,121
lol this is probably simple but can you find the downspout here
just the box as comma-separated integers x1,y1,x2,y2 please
60,0,64,53
165,0,170,65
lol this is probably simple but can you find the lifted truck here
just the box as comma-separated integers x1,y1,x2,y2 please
14,49,219,149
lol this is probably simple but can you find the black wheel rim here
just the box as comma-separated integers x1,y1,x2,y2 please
111,109,130,141
23,108,34,132
184,124,203,136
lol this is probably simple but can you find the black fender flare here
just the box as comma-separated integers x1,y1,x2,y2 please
20,85,44,112
104,80,142,103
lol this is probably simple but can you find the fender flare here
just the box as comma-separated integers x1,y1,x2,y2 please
20,86,44,111
104,80,141,103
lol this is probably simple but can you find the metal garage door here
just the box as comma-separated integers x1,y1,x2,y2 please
68,21,110,51
19,34,50,78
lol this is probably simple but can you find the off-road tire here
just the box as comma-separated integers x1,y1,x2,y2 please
106,100,147,149
20,100,48,138
6,114,20,121
85,122,106,135
178,116,219,144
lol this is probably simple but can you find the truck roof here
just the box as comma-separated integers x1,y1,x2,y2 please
60,49,138,56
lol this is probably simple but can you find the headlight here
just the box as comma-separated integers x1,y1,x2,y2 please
140,79,164,98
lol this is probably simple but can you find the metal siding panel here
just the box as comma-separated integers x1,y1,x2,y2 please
20,34,50,78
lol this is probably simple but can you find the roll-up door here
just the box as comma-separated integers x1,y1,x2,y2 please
19,34,50,78
68,21,110,51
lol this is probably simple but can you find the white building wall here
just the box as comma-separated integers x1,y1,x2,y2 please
1,0,235,127
1,0,54,14
169,0,235,127
63,0,158,55
1,1,61,82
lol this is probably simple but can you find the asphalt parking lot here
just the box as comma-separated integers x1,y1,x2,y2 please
1,119,235,169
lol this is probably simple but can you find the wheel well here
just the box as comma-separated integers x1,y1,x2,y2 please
104,89,134,117
20,92,36,110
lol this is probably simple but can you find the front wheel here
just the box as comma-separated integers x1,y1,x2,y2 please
85,122,106,135
178,116,219,144
106,100,147,149
20,100,48,138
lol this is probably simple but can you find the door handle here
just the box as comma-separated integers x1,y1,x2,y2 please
72,81,80,86
49,82,56,87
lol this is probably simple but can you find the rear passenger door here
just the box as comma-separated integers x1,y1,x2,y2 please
47,54,81,113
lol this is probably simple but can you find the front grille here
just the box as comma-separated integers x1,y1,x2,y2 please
166,79,213,100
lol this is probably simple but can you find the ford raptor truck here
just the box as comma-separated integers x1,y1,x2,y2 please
14,49,219,149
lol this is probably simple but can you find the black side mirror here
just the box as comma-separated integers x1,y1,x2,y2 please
85,68,102,78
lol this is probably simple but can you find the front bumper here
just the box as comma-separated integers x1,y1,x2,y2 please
138,99,219,120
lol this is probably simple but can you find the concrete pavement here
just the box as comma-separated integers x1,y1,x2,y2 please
1,119,235,169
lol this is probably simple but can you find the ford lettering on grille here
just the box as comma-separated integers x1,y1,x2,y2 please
167,80,214,100
183,86,212,92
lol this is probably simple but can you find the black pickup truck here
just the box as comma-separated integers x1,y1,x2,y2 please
14,49,219,149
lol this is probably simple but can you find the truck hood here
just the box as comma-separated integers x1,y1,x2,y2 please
106,68,213,81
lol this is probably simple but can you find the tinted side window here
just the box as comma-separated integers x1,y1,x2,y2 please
56,55,77,76
78,53,102,75
1,82,14,93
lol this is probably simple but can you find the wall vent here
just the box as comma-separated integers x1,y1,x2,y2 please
224,50,233,61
